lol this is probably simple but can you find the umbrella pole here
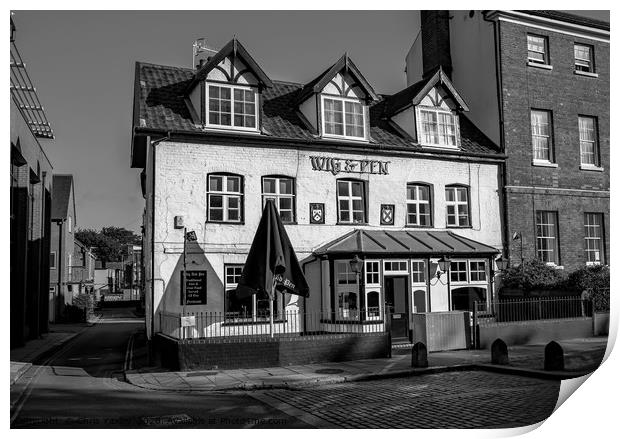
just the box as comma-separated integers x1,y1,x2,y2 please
270,282,274,338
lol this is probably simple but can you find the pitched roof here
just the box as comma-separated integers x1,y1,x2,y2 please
186,38,273,92
133,62,500,156
295,54,379,104
519,10,610,31
313,229,500,256
383,68,468,117
51,174,74,220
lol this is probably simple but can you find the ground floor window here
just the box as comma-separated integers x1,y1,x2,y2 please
224,264,281,321
584,213,604,265
365,290,381,319
451,286,487,312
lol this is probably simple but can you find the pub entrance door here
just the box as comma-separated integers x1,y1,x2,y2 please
384,275,409,341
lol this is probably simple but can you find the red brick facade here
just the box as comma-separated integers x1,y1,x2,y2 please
497,19,610,269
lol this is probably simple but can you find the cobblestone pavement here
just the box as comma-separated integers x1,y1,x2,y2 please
259,371,560,428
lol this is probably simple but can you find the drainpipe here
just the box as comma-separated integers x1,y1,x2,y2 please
149,133,170,340
55,218,65,321
301,254,319,335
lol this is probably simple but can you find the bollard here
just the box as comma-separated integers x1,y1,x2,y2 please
544,341,565,371
491,338,509,365
411,342,428,368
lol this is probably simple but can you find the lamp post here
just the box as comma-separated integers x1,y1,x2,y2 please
349,255,364,321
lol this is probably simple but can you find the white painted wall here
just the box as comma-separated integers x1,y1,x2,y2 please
145,140,502,332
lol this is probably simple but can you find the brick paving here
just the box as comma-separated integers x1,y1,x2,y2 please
263,371,560,428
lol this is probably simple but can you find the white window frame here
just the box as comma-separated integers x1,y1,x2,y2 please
527,34,548,64
410,260,426,285
262,176,295,223
531,109,553,163
536,211,559,265
578,116,599,167
365,260,381,286
584,213,604,265
416,106,460,148
205,83,259,132
383,260,409,275
406,183,432,227
320,95,367,141
468,259,488,284
574,44,593,73
337,180,366,224
67,216,72,234
445,186,470,227
449,260,468,284
335,260,360,320
50,251,57,269
207,174,243,223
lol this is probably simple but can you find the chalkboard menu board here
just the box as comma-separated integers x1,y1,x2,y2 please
181,270,207,305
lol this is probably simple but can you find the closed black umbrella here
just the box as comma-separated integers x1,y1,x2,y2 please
236,199,309,336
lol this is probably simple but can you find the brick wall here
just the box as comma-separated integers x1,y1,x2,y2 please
155,333,390,371
498,20,609,270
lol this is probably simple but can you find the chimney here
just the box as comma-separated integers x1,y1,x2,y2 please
420,11,453,79
193,38,219,69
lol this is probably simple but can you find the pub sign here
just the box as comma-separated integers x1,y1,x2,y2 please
380,204,395,225
181,270,207,305
310,203,325,224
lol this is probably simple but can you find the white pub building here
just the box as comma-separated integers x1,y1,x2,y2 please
131,38,504,345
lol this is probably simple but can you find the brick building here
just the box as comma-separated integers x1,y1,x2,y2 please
131,38,505,342
10,19,55,348
49,174,78,321
408,10,610,271
70,239,97,296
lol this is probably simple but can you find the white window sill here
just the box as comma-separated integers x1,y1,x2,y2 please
420,143,460,151
321,135,369,143
202,126,262,135
586,261,602,266
580,164,604,172
575,70,598,78
532,160,558,168
527,62,553,70
545,262,564,270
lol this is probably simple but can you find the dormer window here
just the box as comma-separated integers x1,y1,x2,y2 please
206,84,258,131
418,108,458,147
322,96,365,140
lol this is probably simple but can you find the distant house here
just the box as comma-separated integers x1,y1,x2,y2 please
49,174,77,321
70,239,96,296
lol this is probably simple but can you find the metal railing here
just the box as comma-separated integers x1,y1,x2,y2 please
158,309,387,340
473,296,593,328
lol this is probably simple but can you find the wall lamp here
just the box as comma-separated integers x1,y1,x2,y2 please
349,254,363,275
436,255,451,279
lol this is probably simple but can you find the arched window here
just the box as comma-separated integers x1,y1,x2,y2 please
406,183,432,227
207,173,243,223
445,185,470,227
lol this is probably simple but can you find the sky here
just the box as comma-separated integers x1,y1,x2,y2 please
11,9,609,234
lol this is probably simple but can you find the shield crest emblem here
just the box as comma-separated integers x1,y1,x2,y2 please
309,203,325,224
380,204,394,225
